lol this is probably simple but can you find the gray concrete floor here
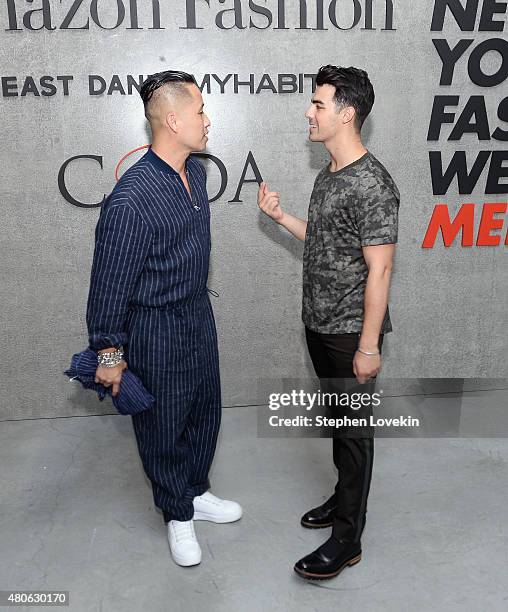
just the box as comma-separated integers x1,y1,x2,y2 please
1,406,507,612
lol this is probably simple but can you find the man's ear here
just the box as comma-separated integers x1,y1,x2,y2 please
342,106,356,126
166,111,178,133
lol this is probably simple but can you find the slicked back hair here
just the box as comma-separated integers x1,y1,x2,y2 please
315,65,374,132
140,70,198,119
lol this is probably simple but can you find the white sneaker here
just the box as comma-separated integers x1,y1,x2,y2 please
193,491,243,523
167,520,201,567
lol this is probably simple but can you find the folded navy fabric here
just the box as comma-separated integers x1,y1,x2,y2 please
64,348,154,415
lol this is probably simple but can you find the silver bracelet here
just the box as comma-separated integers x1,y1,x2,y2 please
97,347,124,368
357,348,380,356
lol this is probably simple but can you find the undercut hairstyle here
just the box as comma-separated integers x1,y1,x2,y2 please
139,70,198,120
316,65,375,131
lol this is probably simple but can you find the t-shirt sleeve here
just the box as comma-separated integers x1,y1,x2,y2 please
356,179,400,246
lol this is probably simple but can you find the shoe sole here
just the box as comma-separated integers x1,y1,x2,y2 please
193,510,242,523
293,554,362,580
171,553,202,567
300,519,334,529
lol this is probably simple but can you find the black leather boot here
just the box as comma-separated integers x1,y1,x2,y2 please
300,493,337,529
294,536,362,580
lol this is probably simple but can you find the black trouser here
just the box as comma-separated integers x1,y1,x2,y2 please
305,327,384,543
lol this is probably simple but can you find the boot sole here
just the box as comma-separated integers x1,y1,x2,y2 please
300,519,334,529
293,553,362,580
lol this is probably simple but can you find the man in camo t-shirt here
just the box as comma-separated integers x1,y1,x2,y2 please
303,150,399,334
258,65,399,581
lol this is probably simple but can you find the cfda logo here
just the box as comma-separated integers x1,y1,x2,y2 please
58,147,264,207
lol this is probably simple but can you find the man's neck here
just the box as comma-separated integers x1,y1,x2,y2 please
150,139,190,175
325,136,368,173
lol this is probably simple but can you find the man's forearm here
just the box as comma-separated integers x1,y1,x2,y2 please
278,212,308,241
359,267,392,351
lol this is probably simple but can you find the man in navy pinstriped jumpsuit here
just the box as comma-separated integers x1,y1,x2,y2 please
86,71,242,568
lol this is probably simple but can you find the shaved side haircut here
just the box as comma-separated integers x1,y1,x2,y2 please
140,70,198,124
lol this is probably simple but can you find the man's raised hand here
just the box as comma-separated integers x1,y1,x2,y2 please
258,182,284,223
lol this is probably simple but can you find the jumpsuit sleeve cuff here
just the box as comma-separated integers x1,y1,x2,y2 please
88,332,128,352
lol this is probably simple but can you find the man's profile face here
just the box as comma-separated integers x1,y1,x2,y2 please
176,84,210,152
304,84,346,143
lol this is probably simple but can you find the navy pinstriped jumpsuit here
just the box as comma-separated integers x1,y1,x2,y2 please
86,146,221,522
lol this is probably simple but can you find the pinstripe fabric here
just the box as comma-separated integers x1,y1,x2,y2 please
64,348,155,415
86,147,221,521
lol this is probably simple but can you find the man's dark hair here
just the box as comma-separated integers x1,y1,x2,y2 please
315,65,374,131
140,70,197,115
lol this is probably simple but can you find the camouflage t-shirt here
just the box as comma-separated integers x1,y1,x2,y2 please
302,150,400,334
